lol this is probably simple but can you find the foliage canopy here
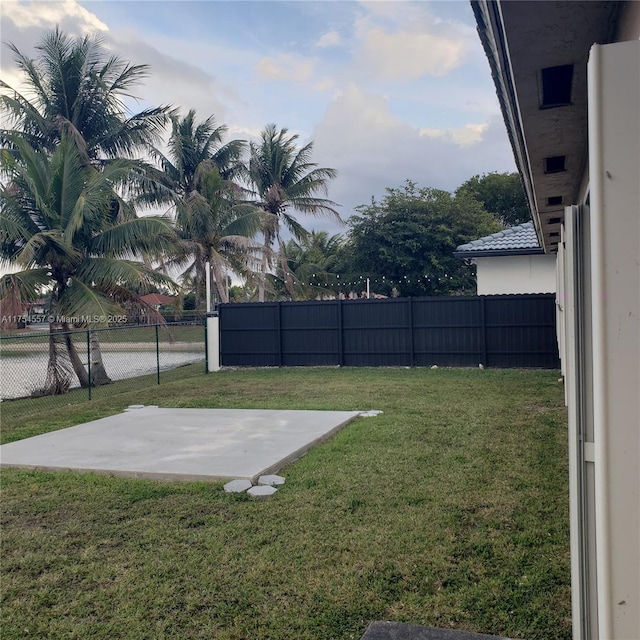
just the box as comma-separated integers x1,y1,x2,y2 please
343,181,501,297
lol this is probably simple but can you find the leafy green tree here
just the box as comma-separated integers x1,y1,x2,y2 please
157,110,261,306
249,124,340,301
456,172,530,227
0,136,176,393
342,181,501,297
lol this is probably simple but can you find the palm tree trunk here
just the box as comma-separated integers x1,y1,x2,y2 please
258,237,272,303
89,330,112,386
194,261,206,312
258,250,266,303
62,323,89,388
42,324,72,396
279,239,295,300
211,262,229,304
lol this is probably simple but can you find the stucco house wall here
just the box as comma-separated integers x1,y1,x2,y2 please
474,254,556,295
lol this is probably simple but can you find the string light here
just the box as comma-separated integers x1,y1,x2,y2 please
296,273,460,288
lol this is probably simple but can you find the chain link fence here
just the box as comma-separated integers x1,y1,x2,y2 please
0,322,205,420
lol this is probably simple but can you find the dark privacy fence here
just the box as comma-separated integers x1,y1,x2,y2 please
219,294,559,369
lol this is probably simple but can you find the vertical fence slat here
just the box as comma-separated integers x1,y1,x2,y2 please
337,299,344,366
408,297,415,366
277,302,282,367
480,297,488,366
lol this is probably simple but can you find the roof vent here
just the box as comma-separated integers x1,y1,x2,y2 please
545,156,566,174
540,64,573,108
547,195,563,206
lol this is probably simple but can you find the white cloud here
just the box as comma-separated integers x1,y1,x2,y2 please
359,27,469,79
254,52,335,92
315,30,341,48
256,53,316,83
419,123,489,147
351,2,475,81
2,0,107,32
310,85,515,230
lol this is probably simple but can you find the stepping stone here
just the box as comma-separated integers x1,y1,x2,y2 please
126,404,145,410
359,410,383,418
223,479,252,493
258,474,285,486
247,485,277,498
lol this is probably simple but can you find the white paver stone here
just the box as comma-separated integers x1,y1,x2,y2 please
224,479,253,493
247,485,277,498
359,410,383,418
258,474,285,486
125,404,145,410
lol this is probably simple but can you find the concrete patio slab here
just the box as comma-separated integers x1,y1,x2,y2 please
0,407,360,483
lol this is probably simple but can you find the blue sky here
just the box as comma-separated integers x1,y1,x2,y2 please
1,0,516,235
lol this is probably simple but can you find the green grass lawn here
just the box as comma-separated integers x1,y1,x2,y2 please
0,367,570,640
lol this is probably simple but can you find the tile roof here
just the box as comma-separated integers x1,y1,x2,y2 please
454,221,543,257
140,293,175,306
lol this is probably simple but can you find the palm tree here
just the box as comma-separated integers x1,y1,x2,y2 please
171,165,262,305
1,28,170,164
157,110,261,306
248,124,340,301
0,135,176,393
277,231,343,300
1,28,175,381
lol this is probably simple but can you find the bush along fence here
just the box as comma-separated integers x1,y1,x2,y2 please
0,322,205,408
218,294,560,369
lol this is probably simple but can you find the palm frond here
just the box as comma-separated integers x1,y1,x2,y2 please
0,268,51,303
91,216,176,258
56,277,124,327
76,257,178,293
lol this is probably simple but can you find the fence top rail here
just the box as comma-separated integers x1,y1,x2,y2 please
219,293,557,310
0,321,203,341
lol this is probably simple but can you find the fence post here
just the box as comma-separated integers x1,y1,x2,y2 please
155,324,160,384
480,297,488,367
408,297,415,367
206,312,221,372
86,329,91,400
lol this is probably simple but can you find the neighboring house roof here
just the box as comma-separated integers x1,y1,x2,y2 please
454,221,543,258
140,293,175,306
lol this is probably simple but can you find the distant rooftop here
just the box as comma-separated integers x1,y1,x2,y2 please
140,293,175,306
454,221,542,258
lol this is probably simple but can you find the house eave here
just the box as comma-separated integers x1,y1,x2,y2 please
471,0,620,253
